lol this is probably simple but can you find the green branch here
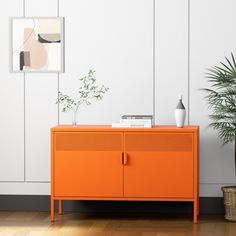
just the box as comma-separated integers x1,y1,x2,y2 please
56,70,109,113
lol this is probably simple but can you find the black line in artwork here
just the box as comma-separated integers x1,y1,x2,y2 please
19,51,24,70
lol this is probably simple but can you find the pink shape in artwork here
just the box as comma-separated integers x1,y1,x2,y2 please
24,28,48,70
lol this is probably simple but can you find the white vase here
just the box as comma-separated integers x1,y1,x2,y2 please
175,94,186,128
72,110,78,126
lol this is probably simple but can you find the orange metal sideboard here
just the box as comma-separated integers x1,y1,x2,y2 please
51,125,199,223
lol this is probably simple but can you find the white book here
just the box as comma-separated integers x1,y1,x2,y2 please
120,118,152,124
112,123,132,128
112,122,152,128
129,123,152,128
121,115,153,120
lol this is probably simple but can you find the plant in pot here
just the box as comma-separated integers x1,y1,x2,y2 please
202,53,236,221
56,69,109,125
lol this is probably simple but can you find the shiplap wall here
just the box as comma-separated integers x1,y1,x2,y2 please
0,0,235,196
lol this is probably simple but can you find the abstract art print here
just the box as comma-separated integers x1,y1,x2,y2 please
11,17,64,72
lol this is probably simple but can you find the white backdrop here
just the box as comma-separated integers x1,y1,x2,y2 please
0,0,236,196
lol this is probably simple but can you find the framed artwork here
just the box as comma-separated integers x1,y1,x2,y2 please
10,17,64,72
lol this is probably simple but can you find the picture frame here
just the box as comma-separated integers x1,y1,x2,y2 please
10,17,64,73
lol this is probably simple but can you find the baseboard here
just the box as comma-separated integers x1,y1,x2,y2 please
0,196,224,214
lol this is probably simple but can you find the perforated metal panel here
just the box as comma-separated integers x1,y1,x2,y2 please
55,132,123,151
125,133,193,152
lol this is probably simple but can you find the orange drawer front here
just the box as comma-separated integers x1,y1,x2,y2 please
55,132,123,151
125,133,193,152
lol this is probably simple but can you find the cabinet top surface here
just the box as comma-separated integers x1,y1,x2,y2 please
51,125,199,132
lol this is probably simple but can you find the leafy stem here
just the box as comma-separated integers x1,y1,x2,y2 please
56,70,109,113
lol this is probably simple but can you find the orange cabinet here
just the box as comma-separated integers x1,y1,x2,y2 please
51,125,199,223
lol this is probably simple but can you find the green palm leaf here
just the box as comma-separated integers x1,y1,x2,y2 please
202,53,236,173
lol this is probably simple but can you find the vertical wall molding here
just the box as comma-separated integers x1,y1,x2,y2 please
57,0,59,17
187,0,190,125
23,73,26,181
23,0,26,182
153,0,156,124
23,0,25,17
57,0,60,125
57,76,60,125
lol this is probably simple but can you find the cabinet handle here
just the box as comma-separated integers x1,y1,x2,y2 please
121,152,124,165
124,153,127,165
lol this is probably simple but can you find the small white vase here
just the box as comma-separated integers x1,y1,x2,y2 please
175,94,186,128
72,110,78,126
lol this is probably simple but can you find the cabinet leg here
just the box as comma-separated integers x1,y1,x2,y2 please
58,200,63,215
193,200,198,224
50,198,55,222
197,198,200,216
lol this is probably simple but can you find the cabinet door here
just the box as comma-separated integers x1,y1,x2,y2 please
53,132,123,197
124,133,194,198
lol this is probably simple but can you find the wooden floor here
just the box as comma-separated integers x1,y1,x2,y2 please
0,212,235,236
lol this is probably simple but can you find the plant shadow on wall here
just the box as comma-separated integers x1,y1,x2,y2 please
202,53,236,222
56,70,109,125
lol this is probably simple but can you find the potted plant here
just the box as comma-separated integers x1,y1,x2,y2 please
56,69,109,125
202,53,236,221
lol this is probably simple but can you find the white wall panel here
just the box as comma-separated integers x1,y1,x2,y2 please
25,74,58,181
0,182,49,195
59,0,153,125
25,0,58,17
199,183,236,197
155,0,188,125
190,0,236,186
0,0,24,181
24,0,58,181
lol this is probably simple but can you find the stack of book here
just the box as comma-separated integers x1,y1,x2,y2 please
112,115,153,128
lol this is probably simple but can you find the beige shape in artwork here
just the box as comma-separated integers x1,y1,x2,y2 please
23,51,31,66
37,19,61,34
38,33,61,42
24,28,48,70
